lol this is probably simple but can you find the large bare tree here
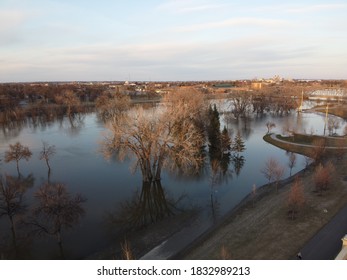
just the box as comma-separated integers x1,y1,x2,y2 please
103,88,205,183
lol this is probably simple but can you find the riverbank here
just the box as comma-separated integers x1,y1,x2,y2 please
183,152,347,259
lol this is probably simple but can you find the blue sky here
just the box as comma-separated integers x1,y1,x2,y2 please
1,0,346,82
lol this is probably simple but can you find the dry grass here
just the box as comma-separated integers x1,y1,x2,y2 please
184,156,347,260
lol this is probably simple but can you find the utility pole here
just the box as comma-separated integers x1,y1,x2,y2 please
298,90,304,113
323,103,329,136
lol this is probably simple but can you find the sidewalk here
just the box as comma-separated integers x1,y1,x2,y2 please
299,203,347,260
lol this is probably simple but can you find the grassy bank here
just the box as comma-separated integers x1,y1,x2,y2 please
184,155,347,259
263,133,347,158
184,133,347,260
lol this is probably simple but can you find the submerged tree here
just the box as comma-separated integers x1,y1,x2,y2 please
230,94,251,119
96,91,130,121
103,88,205,183
207,105,232,181
207,104,222,160
232,132,246,157
266,121,276,134
54,89,80,116
39,141,56,174
4,142,32,177
29,183,86,258
0,176,26,253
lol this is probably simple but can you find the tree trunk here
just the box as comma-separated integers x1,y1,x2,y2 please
16,161,20,177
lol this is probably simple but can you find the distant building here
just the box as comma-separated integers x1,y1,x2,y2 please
212,83,234,88
309,89,346,100
251,82,262,90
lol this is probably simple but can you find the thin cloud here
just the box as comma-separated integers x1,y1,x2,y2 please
286,3,347,13
157,0,228,14
174,17,291,32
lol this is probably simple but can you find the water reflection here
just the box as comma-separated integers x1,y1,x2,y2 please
0,106,88,141
232,155,245,177
107,181,175,230
0,174,34,259
0,100,345,259
27,182,87,259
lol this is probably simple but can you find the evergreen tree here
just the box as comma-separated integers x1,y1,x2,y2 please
207,104,221,160
232,132,246,156
220,126,231,154
220,126,232,174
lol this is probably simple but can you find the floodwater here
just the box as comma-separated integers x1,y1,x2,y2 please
0,102,345,259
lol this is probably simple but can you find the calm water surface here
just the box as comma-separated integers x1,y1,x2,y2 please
0,104,345,259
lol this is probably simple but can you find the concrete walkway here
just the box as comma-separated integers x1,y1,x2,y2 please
270,134,347,149
299,204,347,260
270,133,347,259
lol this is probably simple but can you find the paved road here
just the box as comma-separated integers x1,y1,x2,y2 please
299,204,347,260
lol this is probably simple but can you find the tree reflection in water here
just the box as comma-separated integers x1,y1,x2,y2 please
109,180,175,230
232,155,245,177
0,107,88,142
27,182,86,259
0,174,34,259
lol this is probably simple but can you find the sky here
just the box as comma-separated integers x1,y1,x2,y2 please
1,0,347,82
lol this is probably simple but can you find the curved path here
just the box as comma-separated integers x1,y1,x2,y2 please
270,134,347,150
270,133,347,259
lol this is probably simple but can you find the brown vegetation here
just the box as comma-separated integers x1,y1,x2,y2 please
4,142,32,176
287,177,305,220
103,88,206,183
185,154,347,260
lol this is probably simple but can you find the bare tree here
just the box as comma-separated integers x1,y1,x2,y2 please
327,117,341,136
55,89,80,116
229,94,251,119
29,183,86,258
103,88,205,183
313,161,335,195
39,141,56,173
261,157,279,184
4,142,32,177
287,177,305,220
96,91,130,120
0,176,26,252
288,152,297,176
266,121,276,134
273,163,285,193
309,138,326,164
261,158,284,193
